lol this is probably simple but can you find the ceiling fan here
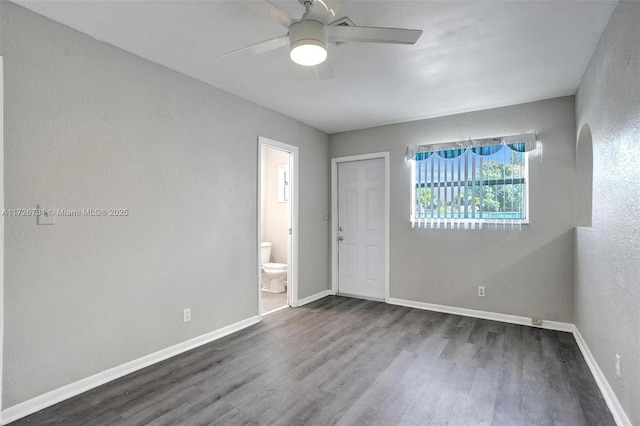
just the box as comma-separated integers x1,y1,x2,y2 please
224,0,423,73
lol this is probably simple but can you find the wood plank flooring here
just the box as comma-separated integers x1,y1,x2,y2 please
11,296,615,425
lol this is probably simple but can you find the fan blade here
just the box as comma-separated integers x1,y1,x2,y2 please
314,61,334,80
303,0,344,24
220,35,289,59
238,0,296,29
322,0,344,15
328,25,423,44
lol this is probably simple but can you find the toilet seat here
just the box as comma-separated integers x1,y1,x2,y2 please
263,262,287,271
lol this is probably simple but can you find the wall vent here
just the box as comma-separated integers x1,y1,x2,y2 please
330,17,355,27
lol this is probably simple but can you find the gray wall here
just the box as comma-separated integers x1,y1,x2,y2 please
330,97,577,323
1,2,329,408
575,2,640,424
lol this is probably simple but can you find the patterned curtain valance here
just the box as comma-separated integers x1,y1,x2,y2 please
406,133,537,161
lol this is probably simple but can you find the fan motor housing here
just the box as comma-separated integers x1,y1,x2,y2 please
289,20,327,51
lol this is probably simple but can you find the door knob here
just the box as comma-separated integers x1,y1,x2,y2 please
338,236,344,241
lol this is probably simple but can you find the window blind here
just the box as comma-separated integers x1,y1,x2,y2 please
409,133,536,230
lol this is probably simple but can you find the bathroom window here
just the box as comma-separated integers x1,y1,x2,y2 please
410,135,536,230
278,165,289,203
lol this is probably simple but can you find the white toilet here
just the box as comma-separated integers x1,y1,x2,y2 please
261,242,288,293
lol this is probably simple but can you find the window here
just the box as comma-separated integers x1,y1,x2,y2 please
410,134,535,230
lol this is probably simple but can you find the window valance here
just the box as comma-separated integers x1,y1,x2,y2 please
406,133,537,161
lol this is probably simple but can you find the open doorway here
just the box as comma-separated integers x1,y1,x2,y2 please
258,137,298,316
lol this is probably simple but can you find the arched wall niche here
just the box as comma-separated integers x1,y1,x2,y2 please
575,123,593,227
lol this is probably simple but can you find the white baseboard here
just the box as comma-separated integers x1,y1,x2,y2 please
387,298,574,332
573,327,631,426
1,315,260,425
297,289,332,306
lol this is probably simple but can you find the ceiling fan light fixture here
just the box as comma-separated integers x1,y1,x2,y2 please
290,40,327,66
289,20,327,66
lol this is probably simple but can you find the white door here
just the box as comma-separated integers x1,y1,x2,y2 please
337,158,385,300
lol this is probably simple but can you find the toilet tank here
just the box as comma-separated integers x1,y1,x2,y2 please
260,242,272,264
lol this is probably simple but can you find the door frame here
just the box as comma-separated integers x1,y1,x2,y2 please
331,152,390,302
0,57,5,419
257,136,299,319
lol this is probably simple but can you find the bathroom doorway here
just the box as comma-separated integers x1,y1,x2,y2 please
258,137,298,316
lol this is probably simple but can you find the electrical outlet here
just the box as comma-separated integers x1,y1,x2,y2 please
478,286,485,297
615,354,621,378
183,308,191,323
531,317,543,326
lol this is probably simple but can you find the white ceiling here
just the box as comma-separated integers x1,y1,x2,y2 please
16,0,617,134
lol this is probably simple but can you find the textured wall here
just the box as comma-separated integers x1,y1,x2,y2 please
330,97,576,322
1,2,329,407
575,2,640,424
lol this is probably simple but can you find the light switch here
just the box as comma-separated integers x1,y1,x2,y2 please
37,205,56,225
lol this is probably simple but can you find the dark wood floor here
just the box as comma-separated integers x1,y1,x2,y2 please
12,296,615,425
